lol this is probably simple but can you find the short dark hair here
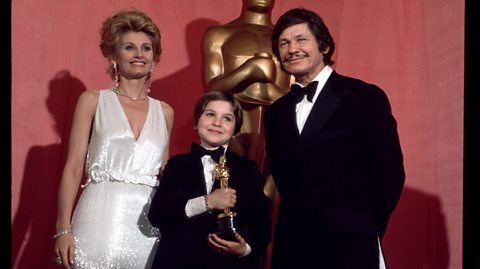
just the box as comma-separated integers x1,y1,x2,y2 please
193,91,243,135
271,8,335,66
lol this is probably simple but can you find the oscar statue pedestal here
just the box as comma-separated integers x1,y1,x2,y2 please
216,211,239,241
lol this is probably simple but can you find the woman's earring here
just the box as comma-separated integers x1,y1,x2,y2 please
113,62,119,89
145,63,154,94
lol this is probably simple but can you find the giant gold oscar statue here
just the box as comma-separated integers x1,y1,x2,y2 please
202,1,292,268
202,0,292,161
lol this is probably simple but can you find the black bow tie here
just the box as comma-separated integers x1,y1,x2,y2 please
291,81,319,103
191,143,225,163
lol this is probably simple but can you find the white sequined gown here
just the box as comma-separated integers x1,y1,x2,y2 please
71,89,168,269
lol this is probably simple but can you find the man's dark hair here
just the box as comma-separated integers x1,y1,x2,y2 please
272,8,335,66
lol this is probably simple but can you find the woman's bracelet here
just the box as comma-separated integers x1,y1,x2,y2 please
52,228,73,240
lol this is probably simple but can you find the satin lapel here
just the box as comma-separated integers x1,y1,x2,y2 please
299,73,350,145
189,153,210,194
285,91,302,135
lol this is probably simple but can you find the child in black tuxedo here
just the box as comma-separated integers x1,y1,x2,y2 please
148,91,271,269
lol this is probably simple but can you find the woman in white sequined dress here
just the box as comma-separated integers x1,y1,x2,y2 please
53,9,174,269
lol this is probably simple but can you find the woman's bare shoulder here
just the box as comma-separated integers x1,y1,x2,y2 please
161,101,174,120
76,89,101,112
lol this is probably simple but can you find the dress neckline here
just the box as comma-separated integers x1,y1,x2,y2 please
110,90,151,142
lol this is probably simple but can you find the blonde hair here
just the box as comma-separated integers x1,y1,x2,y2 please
99,8,162,64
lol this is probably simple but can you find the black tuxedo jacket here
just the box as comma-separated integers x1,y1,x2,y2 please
264,71,405,269
148,144,271,269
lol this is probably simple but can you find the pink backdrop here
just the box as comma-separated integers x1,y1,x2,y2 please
11,0,464,268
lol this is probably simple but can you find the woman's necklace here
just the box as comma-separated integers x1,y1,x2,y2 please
112,88,148,101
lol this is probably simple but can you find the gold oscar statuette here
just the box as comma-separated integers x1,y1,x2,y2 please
214,154,239,241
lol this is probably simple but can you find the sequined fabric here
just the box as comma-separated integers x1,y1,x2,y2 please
71,90,167,268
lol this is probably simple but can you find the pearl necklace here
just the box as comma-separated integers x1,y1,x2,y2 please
112,88,148,101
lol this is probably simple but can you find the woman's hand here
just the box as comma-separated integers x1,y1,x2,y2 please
54,233,75,268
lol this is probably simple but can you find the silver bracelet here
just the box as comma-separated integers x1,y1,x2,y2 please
52,229,72,240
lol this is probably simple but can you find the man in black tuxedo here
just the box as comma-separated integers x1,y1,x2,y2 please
264,8,405,269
